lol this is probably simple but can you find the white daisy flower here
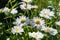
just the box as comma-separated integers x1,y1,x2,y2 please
16,16,29,26
30,17,45,29
20,3,32,10
39,9,54,19
11,26,24,34
55,21,60,26
42,27,58,36
11,8,18,14
22,0,32,3
28,32,44,40
2,7,10,13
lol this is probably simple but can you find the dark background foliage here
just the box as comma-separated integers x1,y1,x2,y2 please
0,0,21,8
0,0,8,8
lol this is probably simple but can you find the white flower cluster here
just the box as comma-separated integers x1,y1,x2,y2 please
0,7,18,15
11,15,58,40
0,7,58,40
0,0,38,15
11,1,58,40
0,0,59,40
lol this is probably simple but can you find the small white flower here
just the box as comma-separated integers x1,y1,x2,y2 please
22,0,32,3
30,17,45,29
11,8,18,14
20,3,32,10
11,26,24,34
55,21,60,26
2,7,10,12
29,32,44,40
39,9,54,19
16,16,29,26
42,27,58,36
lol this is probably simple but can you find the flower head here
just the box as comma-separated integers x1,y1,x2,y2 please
29,32,44,40
42,27,58,36
39,9,54,19
30,17,45,29
20,3,32,10
11,26,24,34
16,16,29,26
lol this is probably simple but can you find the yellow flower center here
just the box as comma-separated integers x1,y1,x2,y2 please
35,19,41,24
34,33,38,38
20,19,26,23
24,5,27,8
16,28,20,32
45,12,50,16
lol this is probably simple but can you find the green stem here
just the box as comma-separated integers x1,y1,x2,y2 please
27,10,29,17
